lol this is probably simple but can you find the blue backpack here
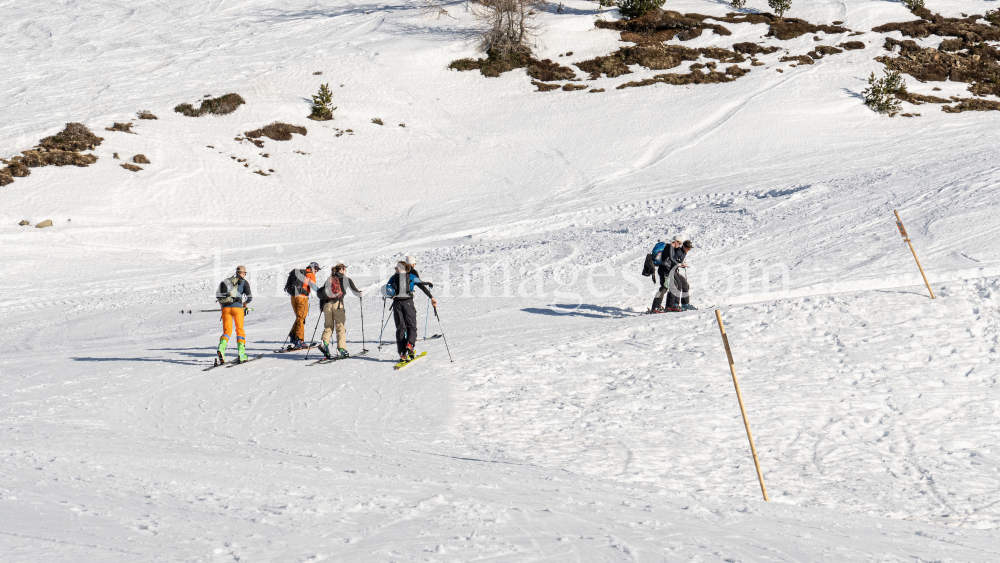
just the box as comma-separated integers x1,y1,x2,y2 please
651,242,668,266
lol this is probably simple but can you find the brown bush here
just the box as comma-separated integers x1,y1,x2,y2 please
137,110,158,120
562,83,589,91
597,10,732,45
244,123,307,141
175,93,246,117
732,42,780,55
712,12,850,40
873,13,1000,42
8,161,31,177
38,123,103,152
939,38,963,51
577,44,746,78
449,50,533,77
133,154,150,164
839,41,865,50
121,163,143,172
780,54,814,65
531,80,561,91
811,45,843,57
879,37,1000,97
527,59,576,81
20,150,98,167
895,91,949,104
618,66,748,89
942,98,1000,112
0,168,12,187
105,122,134,133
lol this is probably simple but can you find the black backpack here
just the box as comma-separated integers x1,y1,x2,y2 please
284,269,306,296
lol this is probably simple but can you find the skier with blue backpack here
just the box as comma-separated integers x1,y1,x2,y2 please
644,237,696,312
383,260,436,362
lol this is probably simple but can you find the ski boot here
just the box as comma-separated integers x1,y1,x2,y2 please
217,339,228,364
665,306,682,312
237,342,248,363
338,348,350,359
318,341,333,359
405,343,416,361
681,303,698,311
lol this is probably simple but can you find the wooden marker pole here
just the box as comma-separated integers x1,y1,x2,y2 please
714,310,769,502
894,210,935,299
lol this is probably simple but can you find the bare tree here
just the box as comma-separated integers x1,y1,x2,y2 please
471,0,546,56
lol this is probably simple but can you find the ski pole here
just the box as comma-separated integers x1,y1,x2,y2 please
359,295,368,352
432,306,454,362
423,298,430,340
304,304,323,360
181,308,254,314
377,298,390,350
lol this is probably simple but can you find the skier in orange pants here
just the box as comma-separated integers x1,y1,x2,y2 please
216,265,253,363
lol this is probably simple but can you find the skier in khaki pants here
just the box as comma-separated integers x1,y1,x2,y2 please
318,263,363,359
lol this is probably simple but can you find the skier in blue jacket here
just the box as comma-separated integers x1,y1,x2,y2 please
384,261,436,361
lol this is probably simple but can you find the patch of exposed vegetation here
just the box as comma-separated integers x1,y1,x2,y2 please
121,163,143,172
595,10,733,44
780,54,814,65
174,93,245,117
732,42,780,56
450,49,534,77
873,12,1000,42
133,154,150,164
618,65,748,89
1,123,103,187
532,80,561,92
878,37,1000,97
244,123,307,142
576,44,747,79
895,91,949,104
942,97,1000,112
713,12,849,41
105,122,135,134
839,41,865,50
527,59,576,81
137,110,158,120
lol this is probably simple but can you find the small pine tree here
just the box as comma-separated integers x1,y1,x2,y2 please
616,0,664,19
767,0,791,17
901,0,924,15
863,67,906,116
730,0,746,8
309,83,337,121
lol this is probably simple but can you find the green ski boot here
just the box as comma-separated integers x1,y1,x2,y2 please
318,341,333,359
217,339,228,364
237,342,248,363
338,348,350,358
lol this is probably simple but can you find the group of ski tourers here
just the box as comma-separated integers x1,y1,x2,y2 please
211,239,694,365
213,256,435,365
643,236,697,313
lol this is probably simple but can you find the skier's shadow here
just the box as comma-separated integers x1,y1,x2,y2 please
71,357,203,366
521,303,635,318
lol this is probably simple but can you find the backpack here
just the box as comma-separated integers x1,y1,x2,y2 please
217,276,241,304
317,274,344,301
284,269,306,296
650,241,668,266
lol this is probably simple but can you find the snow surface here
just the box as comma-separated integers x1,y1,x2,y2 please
3,0,1000,560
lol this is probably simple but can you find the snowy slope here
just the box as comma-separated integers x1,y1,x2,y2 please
3,0,1000,560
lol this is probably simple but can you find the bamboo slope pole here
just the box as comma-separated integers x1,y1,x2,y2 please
714,310,769,502
894,209,935,299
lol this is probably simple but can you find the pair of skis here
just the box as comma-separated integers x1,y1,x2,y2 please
308,349,369,366
202,353,264,371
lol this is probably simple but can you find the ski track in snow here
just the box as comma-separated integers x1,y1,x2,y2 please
4,0,1000,560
